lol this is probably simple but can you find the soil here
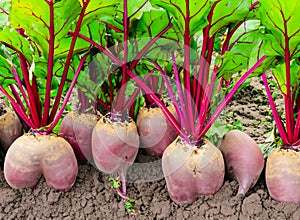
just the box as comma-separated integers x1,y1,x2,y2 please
1,78,300,219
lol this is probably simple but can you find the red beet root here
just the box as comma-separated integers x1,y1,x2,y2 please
59,111,98,162
4,133,78,191
92,116,139,174
218,130,264,195
0,107,22,151
266,148,300,204
162,138,224,204
137,105,178,156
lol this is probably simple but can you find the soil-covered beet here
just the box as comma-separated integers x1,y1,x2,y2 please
266,148,300,204
218,130,264,195
0,78,300,219
4,134,78,192
0,106,22,152
59,111,98,162
162,138,224,204
136,105,178,157
92,116,139,174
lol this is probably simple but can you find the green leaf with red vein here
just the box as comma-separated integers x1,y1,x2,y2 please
0,0,10,28
150,0,212,36
210,0,251,36
258,0,300,145
0,54,17,85
260,0,300,58
81,0,119,26
218,20,276,80
9,0,81,58
128,0,152,19
79,19,108,46
0,28,34,62
273,61,300,94
129,9,178,61
133,9,171,38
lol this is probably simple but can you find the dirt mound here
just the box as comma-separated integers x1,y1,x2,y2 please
0,163,299,219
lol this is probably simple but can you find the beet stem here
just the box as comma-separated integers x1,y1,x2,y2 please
49,0,91,123
262,73,289,145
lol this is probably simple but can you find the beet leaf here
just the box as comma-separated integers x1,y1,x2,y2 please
0,0,117,133
258,0,300,146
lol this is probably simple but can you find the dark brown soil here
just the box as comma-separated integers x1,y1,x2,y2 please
1,78,299,219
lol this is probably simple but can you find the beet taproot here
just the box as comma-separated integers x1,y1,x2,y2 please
91,116,139,174
0,106,22,151
266,148,300,204
218,130,264,195
136,105,178,156
4,133,78,192
162,138,224,204
59,111,98,162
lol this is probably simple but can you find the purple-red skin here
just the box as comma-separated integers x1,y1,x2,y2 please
162,138,224,204
4,133,78,192
137,105,178,157
91,117,139,174
59,111,98,162
218,130,264,195
266,148,300,204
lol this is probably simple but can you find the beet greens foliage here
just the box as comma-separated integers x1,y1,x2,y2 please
124,0,270,144
71,0,175,119
258,0,300,147
1,0,298,147
0,0,117,132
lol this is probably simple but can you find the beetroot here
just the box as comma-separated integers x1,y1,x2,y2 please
0,0,107,193
91,116,139,174
0,106,22,151
162,138,224,204
59,111,98,162
266,148,300,204
218,130,264,195
4,133,78,192
136,105,178,156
